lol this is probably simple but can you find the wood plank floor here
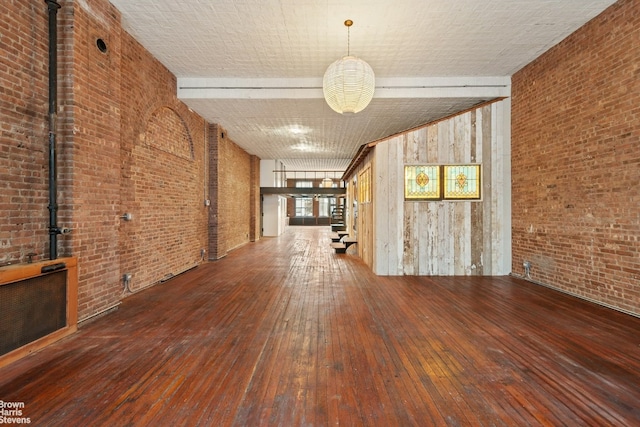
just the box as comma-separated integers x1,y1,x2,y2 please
1,226,639,426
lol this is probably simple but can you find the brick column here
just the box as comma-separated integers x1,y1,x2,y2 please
207,124,221,259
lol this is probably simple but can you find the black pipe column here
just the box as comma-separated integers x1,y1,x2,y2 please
45,0,61,260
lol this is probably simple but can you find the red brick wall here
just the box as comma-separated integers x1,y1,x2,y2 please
118,33,208,302
59,0,123,318
207,124,220,257
0,2,50,265
2,0,236,321
208,125,259,258
249,155,261,242
512,0,640,315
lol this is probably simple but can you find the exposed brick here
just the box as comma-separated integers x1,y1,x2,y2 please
0,2,50,266
208,125,259,259
512,0,640,314
2,0,258,321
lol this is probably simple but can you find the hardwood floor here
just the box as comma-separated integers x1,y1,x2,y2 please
1,226,639,426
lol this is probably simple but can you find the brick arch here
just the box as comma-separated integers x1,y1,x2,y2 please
126,104,200,289
144,106,194,161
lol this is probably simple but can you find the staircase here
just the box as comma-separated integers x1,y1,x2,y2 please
329,206,357,253
330,206,346,232
330,235,357,254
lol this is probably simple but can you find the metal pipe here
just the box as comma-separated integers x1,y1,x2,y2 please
45,0,61,260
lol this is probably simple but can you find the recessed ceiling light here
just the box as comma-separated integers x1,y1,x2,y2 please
288,125,309,135
291,143,320,152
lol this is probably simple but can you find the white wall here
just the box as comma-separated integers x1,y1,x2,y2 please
260,159,285,187
262,195,287,236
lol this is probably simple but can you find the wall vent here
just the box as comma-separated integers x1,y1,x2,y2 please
0,257,78,368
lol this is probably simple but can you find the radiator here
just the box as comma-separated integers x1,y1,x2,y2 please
0,257,78,368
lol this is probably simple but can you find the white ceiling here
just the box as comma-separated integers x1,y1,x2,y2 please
109,0,616,171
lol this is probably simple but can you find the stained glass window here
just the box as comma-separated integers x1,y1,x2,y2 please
359,167,372,203
443,164,481,199
404,165,441,199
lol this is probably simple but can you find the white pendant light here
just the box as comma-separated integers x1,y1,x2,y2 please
323,20,375,114
321,177,333,188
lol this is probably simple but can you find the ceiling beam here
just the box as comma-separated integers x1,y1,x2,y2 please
261,187,346,196
177,76,511,100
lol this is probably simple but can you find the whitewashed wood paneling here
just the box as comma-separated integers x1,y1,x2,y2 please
373,140,389,275
351,99,511,276
492,99,512,275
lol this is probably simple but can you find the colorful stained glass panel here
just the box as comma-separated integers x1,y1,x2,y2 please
404,165,440,199
443,164,481,199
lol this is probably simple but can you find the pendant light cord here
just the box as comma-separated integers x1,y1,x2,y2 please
345,19,353,56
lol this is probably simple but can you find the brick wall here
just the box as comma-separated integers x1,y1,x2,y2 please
59,0,123,318
2,0,252,321
208,125,259,259
207,124,220,258
119,31,208,302
0,2,50,265
511,0,640,315
249,155,261,242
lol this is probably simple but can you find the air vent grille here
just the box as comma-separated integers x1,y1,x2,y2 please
0,270,67,356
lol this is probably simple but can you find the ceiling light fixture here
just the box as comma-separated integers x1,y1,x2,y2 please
321,171,333,188
323,19,375,115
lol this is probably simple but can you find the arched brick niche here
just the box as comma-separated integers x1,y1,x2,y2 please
145,106,194,160
127,106,200,289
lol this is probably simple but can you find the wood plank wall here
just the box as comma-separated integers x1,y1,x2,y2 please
348,100,511,276
345,152,375,268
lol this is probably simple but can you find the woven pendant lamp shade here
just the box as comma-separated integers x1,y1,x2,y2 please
323,20,375,114
323,55,375,114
